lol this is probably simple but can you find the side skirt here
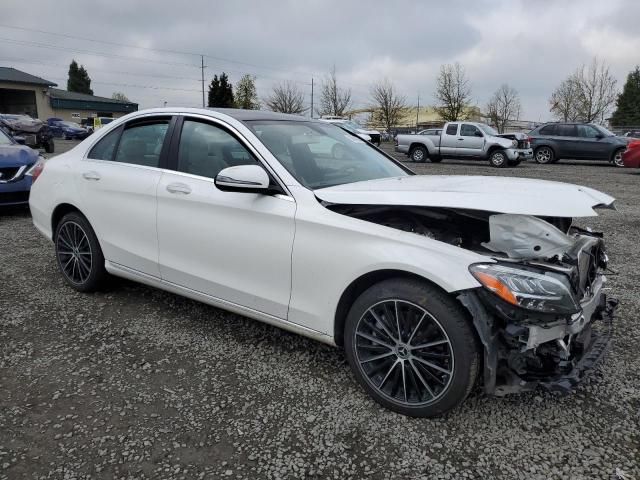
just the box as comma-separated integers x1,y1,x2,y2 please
105,260,337,347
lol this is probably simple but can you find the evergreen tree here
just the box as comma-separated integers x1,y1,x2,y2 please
235,74,259,110
610,66,640,126
208,72,234,107
67,60,93,95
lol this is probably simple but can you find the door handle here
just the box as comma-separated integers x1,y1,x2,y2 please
166,183,191,194
458,138,465,141
82,171,101,181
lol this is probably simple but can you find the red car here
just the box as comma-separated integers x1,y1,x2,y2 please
623,140,640,168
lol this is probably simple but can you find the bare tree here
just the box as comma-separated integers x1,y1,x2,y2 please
549,76,581,122
433,62,472,121
111,91,130,102
370,79,406,133
486,84,521,133
317,66,352,117
574,58,618,123
549,58,618,123
264,81,307,114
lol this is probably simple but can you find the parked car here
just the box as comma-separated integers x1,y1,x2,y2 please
322,117,381,146
396,122,533,167
529,123,629,167
0,127,40,206
47,118,91,140
623,130,640,139
0,114,54,153
622,140,640,168
30,108,618,417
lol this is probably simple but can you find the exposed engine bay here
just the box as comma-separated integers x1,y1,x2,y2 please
327,203,618,395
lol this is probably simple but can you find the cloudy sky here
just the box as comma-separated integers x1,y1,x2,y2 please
1,0,638,121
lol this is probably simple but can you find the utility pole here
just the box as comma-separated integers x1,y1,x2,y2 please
310,77,314,118
201,55,206,108
416,93,420,132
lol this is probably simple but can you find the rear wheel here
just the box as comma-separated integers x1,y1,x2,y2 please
54,212,108,292
410,145,428,163
489,149,508,168
534,146,554,164
344,278,480,417
612,148,625,167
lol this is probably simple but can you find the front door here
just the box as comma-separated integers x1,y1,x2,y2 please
156,117,296,319
575,124,611,160
457,123,484,156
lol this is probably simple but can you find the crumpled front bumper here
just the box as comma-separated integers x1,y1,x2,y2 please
458,283,618,396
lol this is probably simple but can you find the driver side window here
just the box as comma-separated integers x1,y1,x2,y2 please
177,120,257,179
460,124,480,137
577,125,600,138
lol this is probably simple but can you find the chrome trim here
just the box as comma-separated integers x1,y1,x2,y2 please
0,164,28,183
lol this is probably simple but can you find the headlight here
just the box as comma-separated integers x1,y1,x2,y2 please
511,140,518,148
469,263,579,314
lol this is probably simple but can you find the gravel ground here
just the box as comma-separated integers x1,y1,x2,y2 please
1,140,638,479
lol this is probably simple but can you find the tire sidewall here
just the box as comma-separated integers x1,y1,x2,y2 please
344,278,479,417
54,212,106,292
489,150,507,168
612,148,625,167
410,146,427,163
534,146,553,164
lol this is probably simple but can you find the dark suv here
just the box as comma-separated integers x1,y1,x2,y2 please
529,122,629,167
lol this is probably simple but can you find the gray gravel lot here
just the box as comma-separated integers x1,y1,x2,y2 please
1,140,638,479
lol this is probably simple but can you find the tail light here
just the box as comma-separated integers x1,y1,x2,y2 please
628,140,640,150
26,157,46,183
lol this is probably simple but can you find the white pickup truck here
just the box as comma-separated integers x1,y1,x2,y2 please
395,122,533,167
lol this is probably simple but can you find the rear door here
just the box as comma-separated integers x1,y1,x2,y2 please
77,116,173,277
575,124,610,160
555,123,580,158
439,123,459,156
457,123,484,157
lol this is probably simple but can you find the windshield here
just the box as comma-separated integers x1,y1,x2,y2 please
478,124,499,136
246,120,409,189
595,125,616,137
0,129,13,145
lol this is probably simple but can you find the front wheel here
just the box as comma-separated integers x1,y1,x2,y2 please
612,148,625,167
489,149,508,168
54,212,108,292
44,139,54,153
344,278,480,417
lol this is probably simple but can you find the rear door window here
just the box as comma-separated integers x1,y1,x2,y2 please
114,120,170,168
446,124,458,135
556,124,577,137
538,125,556,135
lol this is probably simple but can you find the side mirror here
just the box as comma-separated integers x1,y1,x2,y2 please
215,164,271,193
474,131,483,137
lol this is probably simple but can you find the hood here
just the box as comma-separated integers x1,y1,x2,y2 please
315,175,615,217
2,117,45,133
0,144,39,166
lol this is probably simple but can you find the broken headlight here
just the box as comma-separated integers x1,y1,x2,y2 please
469,263,580,314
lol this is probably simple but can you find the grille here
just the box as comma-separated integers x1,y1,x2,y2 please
0,166,21,181
517,140,530,149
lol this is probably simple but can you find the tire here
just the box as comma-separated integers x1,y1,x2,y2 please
44,139,54,154
410,145,428,163
489,149,508,168
344,278,480,417
612,148,625,167
54,212,108,292
534,146,554,164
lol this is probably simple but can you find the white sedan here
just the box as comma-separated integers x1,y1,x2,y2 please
29,108,617,417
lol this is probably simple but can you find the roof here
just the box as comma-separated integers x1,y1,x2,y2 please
49,88,136,105
208,108,311,122
0,67,57,87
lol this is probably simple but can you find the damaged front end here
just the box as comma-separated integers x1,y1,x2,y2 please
328,203,618,395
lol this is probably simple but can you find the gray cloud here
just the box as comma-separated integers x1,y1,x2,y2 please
0,0,637,120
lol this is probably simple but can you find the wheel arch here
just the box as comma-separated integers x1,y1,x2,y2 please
51,203,87,235
333,269,453,347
